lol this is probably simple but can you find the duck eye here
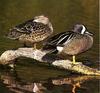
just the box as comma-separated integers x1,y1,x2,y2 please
78,27,83,32
75,26,83,33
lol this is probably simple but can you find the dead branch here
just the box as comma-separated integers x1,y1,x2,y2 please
0,48,100,75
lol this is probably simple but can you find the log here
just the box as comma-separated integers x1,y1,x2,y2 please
0,48,100,75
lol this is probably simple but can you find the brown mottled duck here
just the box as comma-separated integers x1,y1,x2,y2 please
7,15,53,49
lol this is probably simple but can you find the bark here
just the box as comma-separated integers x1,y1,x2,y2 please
0,48,100,75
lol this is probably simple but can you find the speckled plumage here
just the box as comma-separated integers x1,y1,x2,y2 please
7,15,53,46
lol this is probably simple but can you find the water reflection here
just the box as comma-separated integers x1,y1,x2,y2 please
0,69,99,93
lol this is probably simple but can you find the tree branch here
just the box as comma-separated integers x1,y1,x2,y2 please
0,48,100,75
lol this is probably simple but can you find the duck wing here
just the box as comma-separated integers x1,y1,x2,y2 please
44,31,74,46
42,31,74,51
13,19,48,33
7,19,48,39
13,19,35,34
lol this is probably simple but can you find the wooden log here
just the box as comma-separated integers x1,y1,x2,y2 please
0,48,100,75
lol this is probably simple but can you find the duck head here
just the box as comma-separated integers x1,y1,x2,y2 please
34,15,49,25
34,15,53,32
73,24,93,36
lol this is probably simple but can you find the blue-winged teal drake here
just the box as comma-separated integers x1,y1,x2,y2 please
42,24,93,64
7,15,53,49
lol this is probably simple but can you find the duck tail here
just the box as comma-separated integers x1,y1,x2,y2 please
42,45,58,54
6,28,22,40
42,44,56,50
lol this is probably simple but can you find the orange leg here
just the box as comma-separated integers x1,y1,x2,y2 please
72,82,81,93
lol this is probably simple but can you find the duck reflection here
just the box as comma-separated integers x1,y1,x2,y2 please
0,70,99,93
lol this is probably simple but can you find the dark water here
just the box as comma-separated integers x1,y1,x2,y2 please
0,0,99,93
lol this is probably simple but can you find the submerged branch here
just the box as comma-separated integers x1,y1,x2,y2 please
0,48,100,75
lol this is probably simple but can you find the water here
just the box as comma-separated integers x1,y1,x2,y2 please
0,0,99,93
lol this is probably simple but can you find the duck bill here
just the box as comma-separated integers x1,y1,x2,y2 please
85,31,93,36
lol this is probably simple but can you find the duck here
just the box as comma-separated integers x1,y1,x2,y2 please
7,15,53,49
42,24,93,64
